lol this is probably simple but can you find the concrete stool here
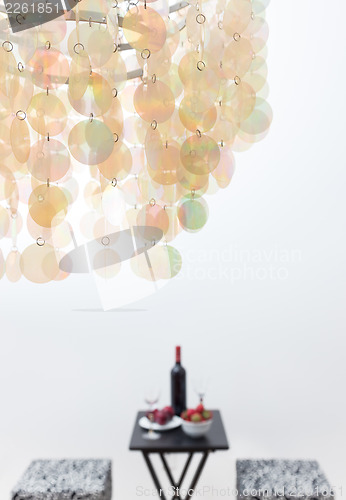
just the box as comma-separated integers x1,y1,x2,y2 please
236,460,333,500
12,459,112,500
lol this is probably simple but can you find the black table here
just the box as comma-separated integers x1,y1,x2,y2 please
129,410,229,500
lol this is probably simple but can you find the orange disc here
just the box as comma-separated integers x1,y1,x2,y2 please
122,6,166,53
69,72,112,117
27,92,67,136
179,95,217,133
97,140,132,181
29,185,68,228
137,203,170,234
134,80,175,123
27,48,69,89
180,134,220,175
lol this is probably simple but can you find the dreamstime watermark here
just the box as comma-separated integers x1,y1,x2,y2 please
135,485,340,498
176,246,303,283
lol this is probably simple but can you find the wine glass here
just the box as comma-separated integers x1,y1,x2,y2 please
143,387,161,440
193,375,210,405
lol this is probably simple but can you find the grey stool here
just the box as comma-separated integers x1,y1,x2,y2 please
236,460,333,500
12,459,112,500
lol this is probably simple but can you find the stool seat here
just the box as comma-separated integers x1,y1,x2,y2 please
236,460,333,500
12,459,112,500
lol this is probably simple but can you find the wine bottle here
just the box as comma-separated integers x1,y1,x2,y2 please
171,346,186,416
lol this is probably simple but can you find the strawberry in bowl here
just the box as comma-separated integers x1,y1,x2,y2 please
181,404,213,438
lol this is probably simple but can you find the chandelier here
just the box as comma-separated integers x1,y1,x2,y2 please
0,0,271,285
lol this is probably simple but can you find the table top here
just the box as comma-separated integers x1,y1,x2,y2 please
129,410,229,453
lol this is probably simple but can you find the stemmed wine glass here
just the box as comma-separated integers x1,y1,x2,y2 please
143,387,161,440
192,375,210,404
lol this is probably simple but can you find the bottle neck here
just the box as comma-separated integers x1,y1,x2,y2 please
175,346,181,364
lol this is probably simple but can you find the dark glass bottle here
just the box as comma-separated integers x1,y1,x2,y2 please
171,346,186,416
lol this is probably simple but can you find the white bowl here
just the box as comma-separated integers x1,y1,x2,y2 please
181,419,213,438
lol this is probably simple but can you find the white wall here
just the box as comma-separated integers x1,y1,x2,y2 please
1,1,346,498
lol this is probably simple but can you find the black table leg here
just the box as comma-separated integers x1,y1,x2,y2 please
142,452,167,500
185,452,209,498
178,453,193,489
142,451,209,500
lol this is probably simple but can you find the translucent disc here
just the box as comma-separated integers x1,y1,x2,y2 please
137,203,170,234
0,206,9,238
27,213,53,242
123,115,148,144
0,49,18,97
16,28,38,63
37,17,67,45
93,216,120,239
136,42,172,77
27,93,67,136
238,97,272,137
177,195,209,232
162,206,181,242
68,120,114,165
84,181,102,210
66,0,111,21
137,168,164,202
27,48,69,89
121,177,145,206
211,147,236,188
94,249,121,279
101,185,126,226
223,82,256,122
244,16,269,53
179,95,217,133
147,144,179,186
177,163,209,192
180,135,220,175
101,52,127,92
27,139,70,182
6,250,21,282
68,23,114,68
145,129,180,186
163,246,182,278
178,52,220,106
134,80,175,123
160,64,184,99
69,56,91,100
29,185,68,228
223,37,254,79
223,0,252,35
131,244,175,281
0,165,16,201
69,72,112,117
0,122,11,158
122,6,167,53
209,109,239,144
9,68,34,113
98,140,132,181
10,117,30,163
20,243,60,283
102,96,124,137
80,212,102,239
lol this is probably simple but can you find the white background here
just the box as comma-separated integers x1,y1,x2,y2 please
1,0,346,498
